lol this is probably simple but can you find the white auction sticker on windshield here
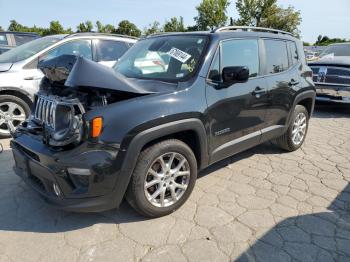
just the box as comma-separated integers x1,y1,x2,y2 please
167,48,191,63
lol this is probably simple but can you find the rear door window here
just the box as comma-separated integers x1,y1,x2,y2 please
263,39,289,74
95,40,129,62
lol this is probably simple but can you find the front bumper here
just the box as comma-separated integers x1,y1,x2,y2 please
11,133,122,212
315,83,350,103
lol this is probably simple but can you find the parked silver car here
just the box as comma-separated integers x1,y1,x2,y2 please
0,33,137,138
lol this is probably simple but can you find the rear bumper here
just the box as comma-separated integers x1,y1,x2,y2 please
315,83,350,103
11,133,123,212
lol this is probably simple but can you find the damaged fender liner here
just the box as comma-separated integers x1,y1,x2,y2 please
38,54,175,94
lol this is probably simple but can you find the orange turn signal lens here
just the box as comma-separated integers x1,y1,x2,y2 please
91,117,103,138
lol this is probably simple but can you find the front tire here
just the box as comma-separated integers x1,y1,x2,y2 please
273,105,309,152
126,139,197,218
0,95,31,138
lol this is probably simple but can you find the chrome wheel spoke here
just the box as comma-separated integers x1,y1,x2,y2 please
12,114,26,121
0,119,5,126
170,185,177,201
160,189,165,207
7,121,15,132
145,179,160,188
174,170,190,178
174,182,187,190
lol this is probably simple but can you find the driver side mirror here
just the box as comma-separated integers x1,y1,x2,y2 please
222,66,249,85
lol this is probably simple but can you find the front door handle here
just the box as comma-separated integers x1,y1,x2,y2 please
252,86,266,98
288,79,300,86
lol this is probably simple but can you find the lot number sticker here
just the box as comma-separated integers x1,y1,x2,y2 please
168,48,192,63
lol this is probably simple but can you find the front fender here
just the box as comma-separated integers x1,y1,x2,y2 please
111,118,208,208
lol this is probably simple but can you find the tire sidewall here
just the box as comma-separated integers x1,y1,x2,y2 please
131,140,197,217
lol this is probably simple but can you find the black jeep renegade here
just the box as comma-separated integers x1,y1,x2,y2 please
11,27,315,217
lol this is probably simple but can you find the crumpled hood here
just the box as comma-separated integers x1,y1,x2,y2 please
0,63,13,72
38,55,177,94
309,56,350,67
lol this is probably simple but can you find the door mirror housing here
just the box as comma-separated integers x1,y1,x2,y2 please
222,66,249,85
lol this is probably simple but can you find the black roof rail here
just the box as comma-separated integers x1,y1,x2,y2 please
212,26,293,36
65,32,139,40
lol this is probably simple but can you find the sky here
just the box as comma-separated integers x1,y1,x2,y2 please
0,0,349,43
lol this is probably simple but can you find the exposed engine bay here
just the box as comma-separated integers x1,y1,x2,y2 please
15,55,175,148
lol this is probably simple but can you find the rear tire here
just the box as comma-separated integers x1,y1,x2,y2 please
0,95,31,139
272,105,309,152
126,139,197,218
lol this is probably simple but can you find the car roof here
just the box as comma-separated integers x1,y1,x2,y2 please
0,31,40,36
146,26,298,42
65,32,138,41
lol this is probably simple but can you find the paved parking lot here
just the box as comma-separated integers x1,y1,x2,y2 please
0,104,349,262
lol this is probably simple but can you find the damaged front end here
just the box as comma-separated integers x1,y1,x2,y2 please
15,55,152,147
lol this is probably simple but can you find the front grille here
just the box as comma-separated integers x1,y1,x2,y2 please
311,65,350,85
34,96,56,129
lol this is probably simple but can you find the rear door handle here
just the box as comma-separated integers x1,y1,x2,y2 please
288,79,300,86
252,86,266,98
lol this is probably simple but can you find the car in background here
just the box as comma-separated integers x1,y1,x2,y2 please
0,32,40,54
309,43,350,104
305,51,319,61
0,33,137,138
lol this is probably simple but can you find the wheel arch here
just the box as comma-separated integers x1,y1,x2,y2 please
287,90,316,126
0,87,34,110
112,118,209,208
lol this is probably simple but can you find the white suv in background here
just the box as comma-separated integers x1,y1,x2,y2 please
0,33,137,138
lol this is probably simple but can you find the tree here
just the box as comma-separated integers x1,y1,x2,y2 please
8,20,23,32
315,35,348,46
260,5,301,36
77,21,93,32
0,26,3,32
96,21,115,33
194,0,230,30
234,0,301,36
47,21,65,34
115,20,141,37
163,17,185,32
143,21,162,36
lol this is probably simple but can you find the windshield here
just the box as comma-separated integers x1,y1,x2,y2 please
114,35,208,82
320,44,350,57
0,36,61,63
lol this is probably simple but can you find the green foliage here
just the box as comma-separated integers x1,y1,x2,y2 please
96,21,115,33
115,20,141,37
163,17,185,32
234,0,301,36
0,26,3,32
186,25,199,32
303,42,310,46
143,21,162,36
77,21,93,32
194,0,230,30
7,20,71,36
315,35,349,46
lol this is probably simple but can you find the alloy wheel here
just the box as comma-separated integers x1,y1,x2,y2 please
0,102,26,135
291,112,307,146
144,152,191,208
